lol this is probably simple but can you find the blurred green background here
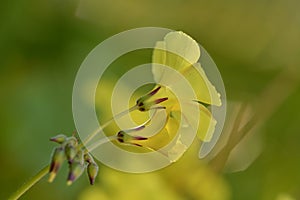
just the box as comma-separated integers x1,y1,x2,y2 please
1,0,300,199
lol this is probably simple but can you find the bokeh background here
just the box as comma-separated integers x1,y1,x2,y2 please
1,0,300,199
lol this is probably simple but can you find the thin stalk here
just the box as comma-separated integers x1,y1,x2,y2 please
85,108,161,152
8,165,50,200
8,86,167,199
9,106,138,200
85,135,117,152
79,105,138,148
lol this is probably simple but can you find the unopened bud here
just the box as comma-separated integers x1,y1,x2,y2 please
65,143,77,163
48,146,65,182
67,161,85,186
50,134,67,144
84,153,94,164
87,162,99,185
67,150,85,185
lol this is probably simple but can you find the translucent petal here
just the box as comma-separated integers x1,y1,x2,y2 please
180,63,221,106
135,127,171,150
167,138,187,163
196,104,217,142
152,31,221,106
152,31,200,82
152,42,166,83
171,101,217,142
163,31,200,67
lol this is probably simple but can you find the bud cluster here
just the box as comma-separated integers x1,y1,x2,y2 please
47,87,168,186
48,134,98,185
48,129,150,185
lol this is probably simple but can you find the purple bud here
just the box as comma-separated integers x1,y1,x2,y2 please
87,162,99,185
67,161,85,186
65,143,77,163
84,153,93,164
50,134,67,144
48,146,65,182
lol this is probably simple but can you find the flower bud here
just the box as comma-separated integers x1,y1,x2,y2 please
67,150,85,185
50,134,67,144
84,153,94,164
65,143,77,163
48,146,65,182
67,161,85,186
87,162,99,185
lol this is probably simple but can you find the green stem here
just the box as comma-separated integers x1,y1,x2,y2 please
8,165,50,200
8,106,138,200
8,88,160,199
85,135,117,152
8,106,138,199
80,105,138,148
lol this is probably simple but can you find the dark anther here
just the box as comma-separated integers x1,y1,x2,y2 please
117,138,124,143
117,131,124,143
139,107,146,111
137,102,144,107
117,131,124,137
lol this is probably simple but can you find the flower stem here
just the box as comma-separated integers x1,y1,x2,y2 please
8,165,50,200
80,105,138,148
9,106,138,199
85,135,117,152
8,88,162,199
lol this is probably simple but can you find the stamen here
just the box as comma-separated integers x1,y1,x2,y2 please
136,86,162,105
154,97,168,104
149,86,161,96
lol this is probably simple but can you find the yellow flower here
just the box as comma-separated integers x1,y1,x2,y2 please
131,31,222,161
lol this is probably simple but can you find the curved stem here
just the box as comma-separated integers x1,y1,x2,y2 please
9,87,164,199
80,105,138,148
9,106,138,200
8,165,50,200
85,108,161,152
85,135,117,152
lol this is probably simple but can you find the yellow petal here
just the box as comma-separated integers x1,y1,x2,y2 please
173,101,217,142
152,31,200,82
135,127,171,150
180,63,221,106
152,42,166,82
152,31,221,106
167,138,187,162
197,103,217,142
163,31,200,67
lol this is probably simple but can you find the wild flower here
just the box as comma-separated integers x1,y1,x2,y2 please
46,31,221,185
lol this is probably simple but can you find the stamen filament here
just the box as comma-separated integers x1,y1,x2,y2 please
79,105,138,148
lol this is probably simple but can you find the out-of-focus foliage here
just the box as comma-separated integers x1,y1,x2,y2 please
1,0,300,200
